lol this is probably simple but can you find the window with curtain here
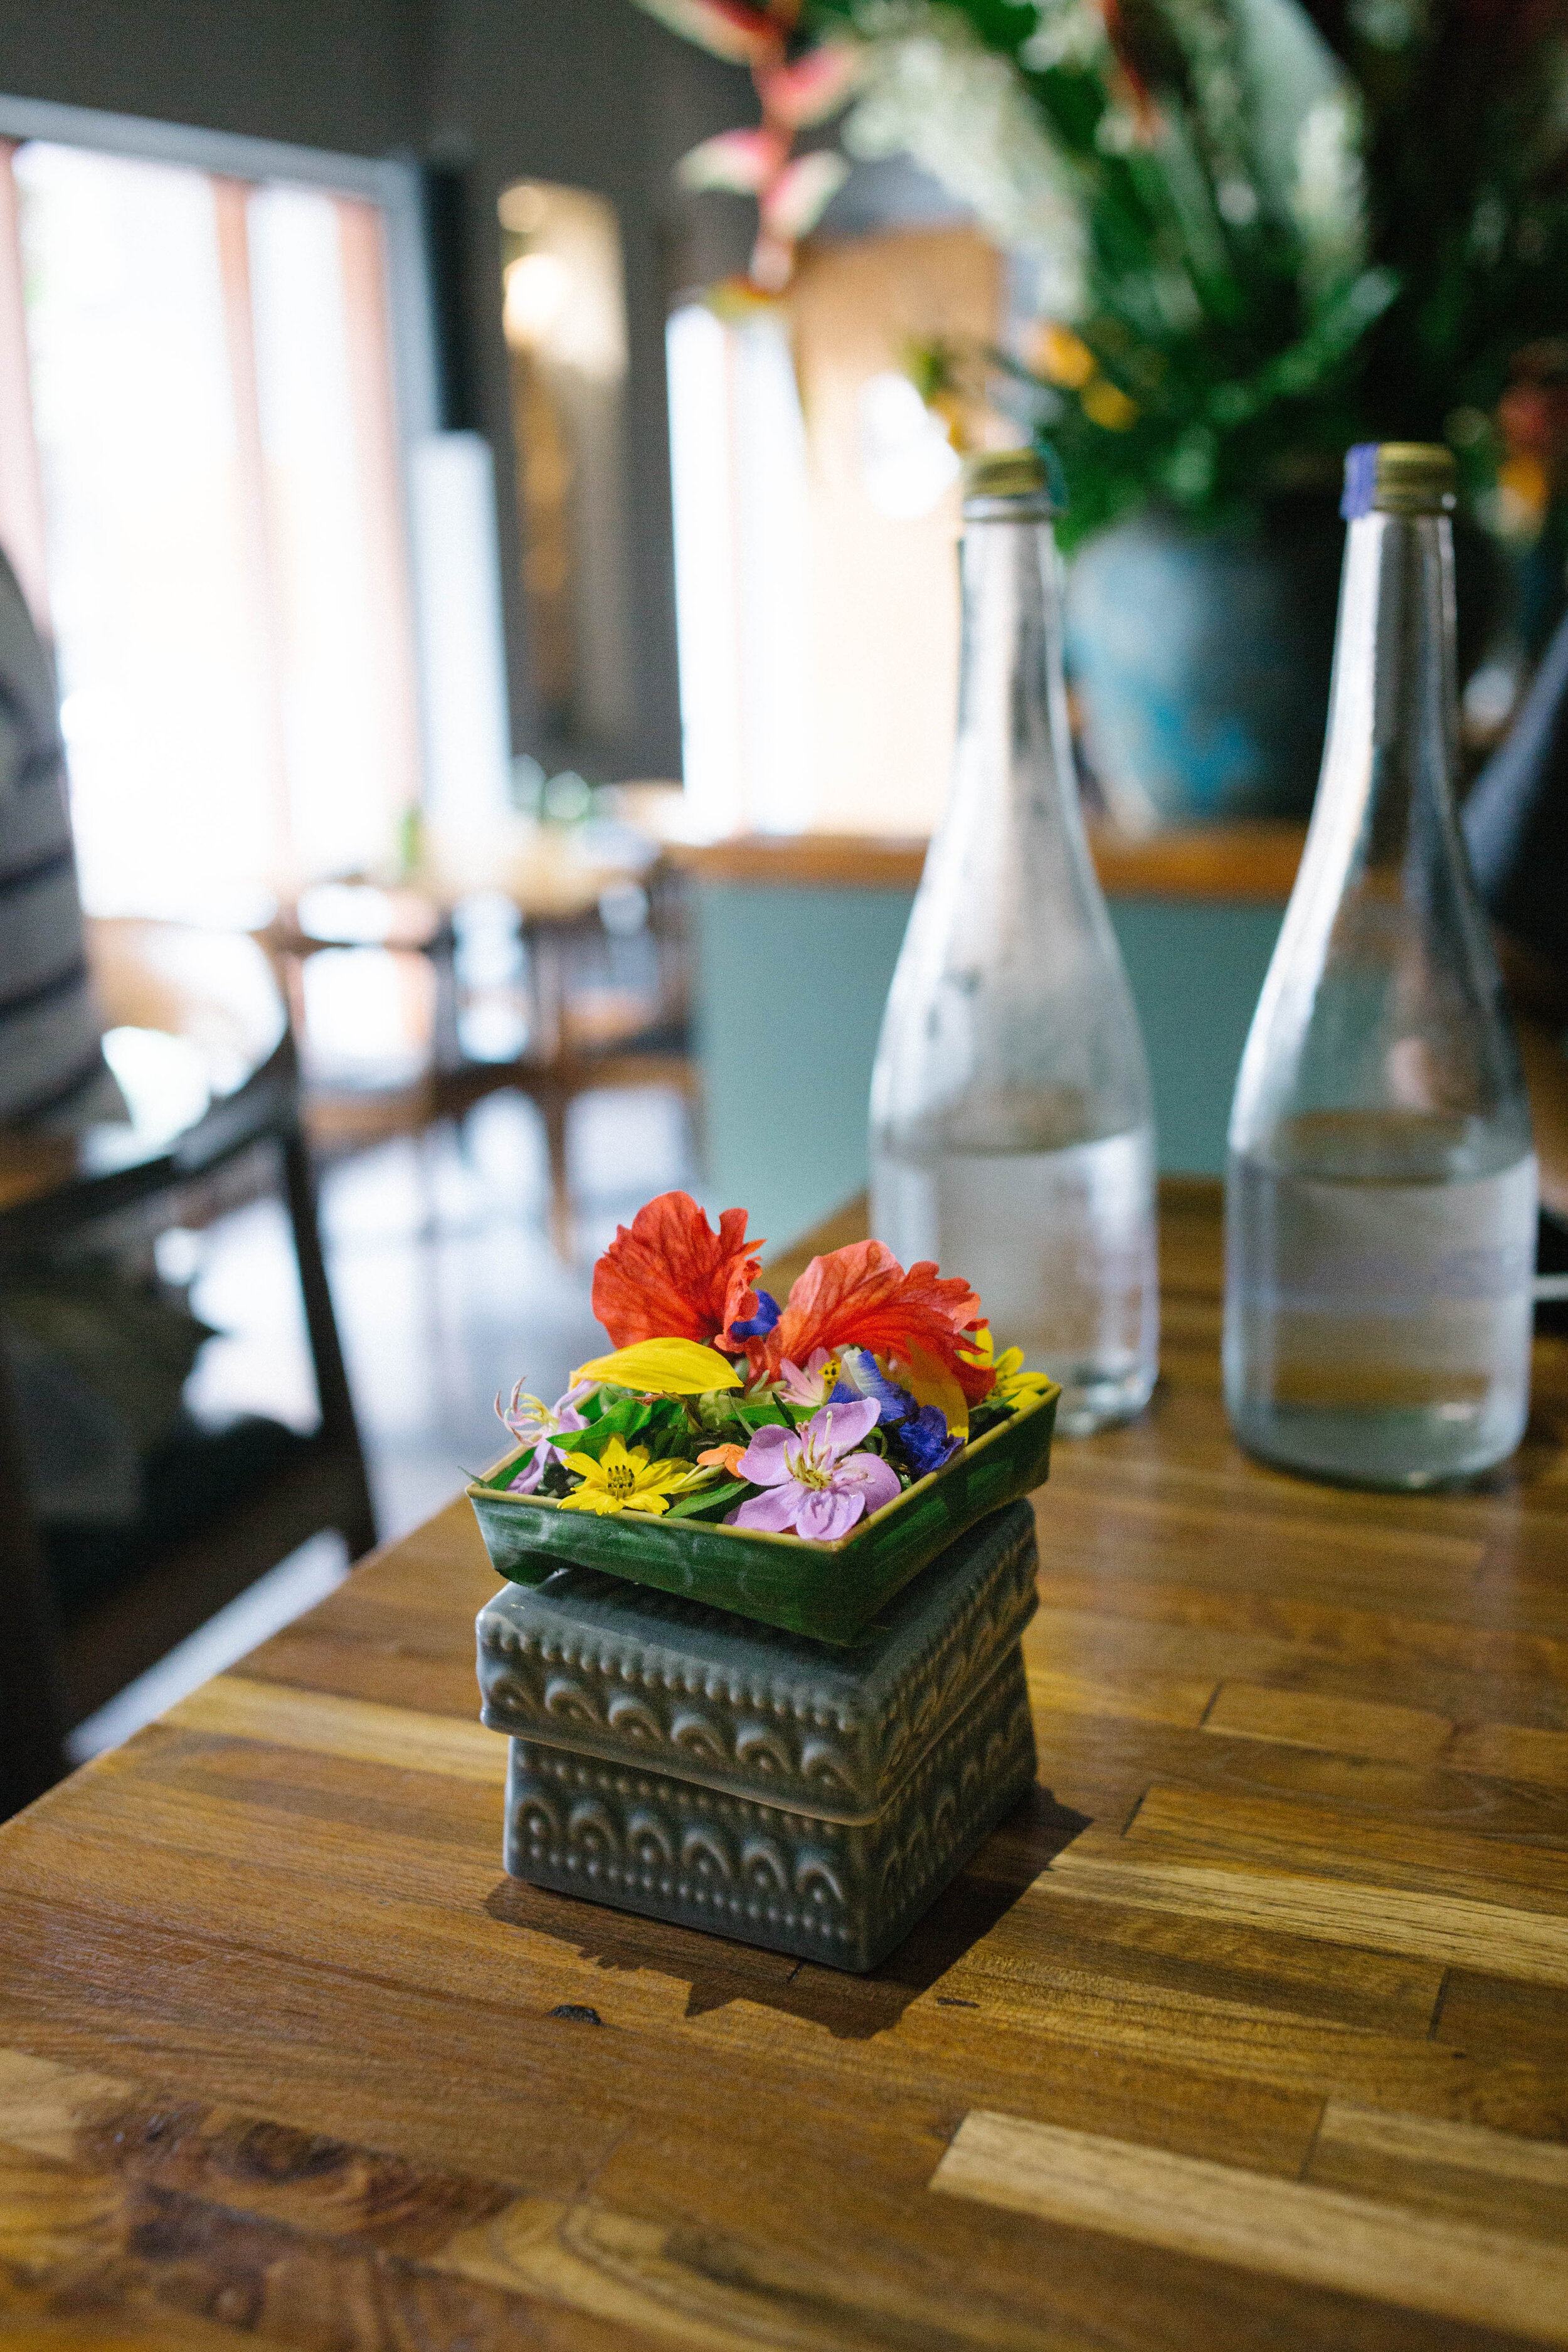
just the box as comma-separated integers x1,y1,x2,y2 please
664,223,1002,840
0,137,422,923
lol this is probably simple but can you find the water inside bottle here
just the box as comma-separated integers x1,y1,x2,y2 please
1225,1120,1537,1487
871,1126,1158,1434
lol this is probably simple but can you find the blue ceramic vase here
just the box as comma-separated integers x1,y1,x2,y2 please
1065,504,1342,826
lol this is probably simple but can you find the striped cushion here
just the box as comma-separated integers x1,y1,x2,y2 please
0,549,113,1127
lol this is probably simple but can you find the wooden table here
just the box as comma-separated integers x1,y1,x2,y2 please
4,1183,1568,2351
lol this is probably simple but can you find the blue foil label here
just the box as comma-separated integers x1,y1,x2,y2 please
1341,442,1379,519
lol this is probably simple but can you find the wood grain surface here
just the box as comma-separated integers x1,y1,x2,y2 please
3,1180,1567,2351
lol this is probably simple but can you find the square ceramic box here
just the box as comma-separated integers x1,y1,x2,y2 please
467,1389,1057,1644
475,1500,1039,1972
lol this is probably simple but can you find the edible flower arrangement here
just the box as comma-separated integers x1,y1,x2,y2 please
495,1192,1051,1546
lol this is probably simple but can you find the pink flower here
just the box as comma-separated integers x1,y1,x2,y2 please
757,42,862,131
730,1399,901,1541
758,150,848,241
775,1346,847,1407
677,126,789,195
499,1379,591,1493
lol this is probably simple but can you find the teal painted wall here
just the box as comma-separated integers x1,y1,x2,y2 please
1112,898,1290,1170
694,884,1285,1247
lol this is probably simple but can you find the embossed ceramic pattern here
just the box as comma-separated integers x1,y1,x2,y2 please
467,1387,1057,1643
477,1502,1039,1821
502,1651,1037,1972
478,1502,1042,1970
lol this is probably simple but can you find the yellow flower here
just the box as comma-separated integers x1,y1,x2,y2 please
891,1341,969,1443
1030,320,1096,389
961,1324,1054,1411
571,1338,741,1395
1080,376,1138,432
992,1346,1054,1409
1497,452,1550,536
556,1435,693,1517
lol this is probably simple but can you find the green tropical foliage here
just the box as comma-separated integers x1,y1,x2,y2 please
637,0,1568,541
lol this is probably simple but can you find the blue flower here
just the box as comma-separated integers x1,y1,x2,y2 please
899,1404,963,1476
728,1288,781,1341
837,1347,916,1426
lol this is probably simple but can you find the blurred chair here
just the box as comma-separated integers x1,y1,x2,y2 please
0,918,377,1817
262,842,698,1254
258,883,450,1161
434,854,699,1253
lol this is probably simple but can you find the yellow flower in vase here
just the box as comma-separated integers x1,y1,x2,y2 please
960,1324,1054,1411
991,1348,1055,1409
556,1435,693,1517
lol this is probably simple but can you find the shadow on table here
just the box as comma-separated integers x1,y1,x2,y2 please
484,1783,1090,2043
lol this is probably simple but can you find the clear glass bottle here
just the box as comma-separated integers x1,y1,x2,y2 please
870,449,1158,1434
1225,443,1537,1488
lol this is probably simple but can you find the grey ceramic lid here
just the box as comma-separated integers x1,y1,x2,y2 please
476,1501,1038,1823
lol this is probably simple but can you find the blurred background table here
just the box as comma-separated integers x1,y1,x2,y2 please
3,1183,1568,2350
258,799,697,1251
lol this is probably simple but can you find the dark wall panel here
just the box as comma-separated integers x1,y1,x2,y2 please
0,0,428,154
425,0,750,776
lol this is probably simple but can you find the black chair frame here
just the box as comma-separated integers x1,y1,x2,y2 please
0,1027,376,1817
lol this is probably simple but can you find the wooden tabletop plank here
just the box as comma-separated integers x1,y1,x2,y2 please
932,2110,1568,2344
3,1180,1567,2351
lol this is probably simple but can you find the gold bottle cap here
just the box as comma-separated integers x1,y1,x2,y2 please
963,448,1057,509
1341,442,1458,519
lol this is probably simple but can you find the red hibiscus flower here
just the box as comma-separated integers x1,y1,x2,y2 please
761,1240,995,1404
591,1191,765,1350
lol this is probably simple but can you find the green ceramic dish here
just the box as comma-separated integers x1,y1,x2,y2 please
465,1385,1058,1644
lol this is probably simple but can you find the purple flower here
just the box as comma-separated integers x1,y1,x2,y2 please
898,1403,963,1477
499,1378,591,1493
729,1399,902,1542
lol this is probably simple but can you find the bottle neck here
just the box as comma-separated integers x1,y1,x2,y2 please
1229,502,1531,1173
951,511,1080,839
1313,510,1460,873
872,502,1152,1155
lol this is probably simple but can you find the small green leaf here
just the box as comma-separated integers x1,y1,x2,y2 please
665,1478,750,1520
735,1398,790,1433
564,1396,654,1459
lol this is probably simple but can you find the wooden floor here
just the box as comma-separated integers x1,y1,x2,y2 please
3,1182,1568,2349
